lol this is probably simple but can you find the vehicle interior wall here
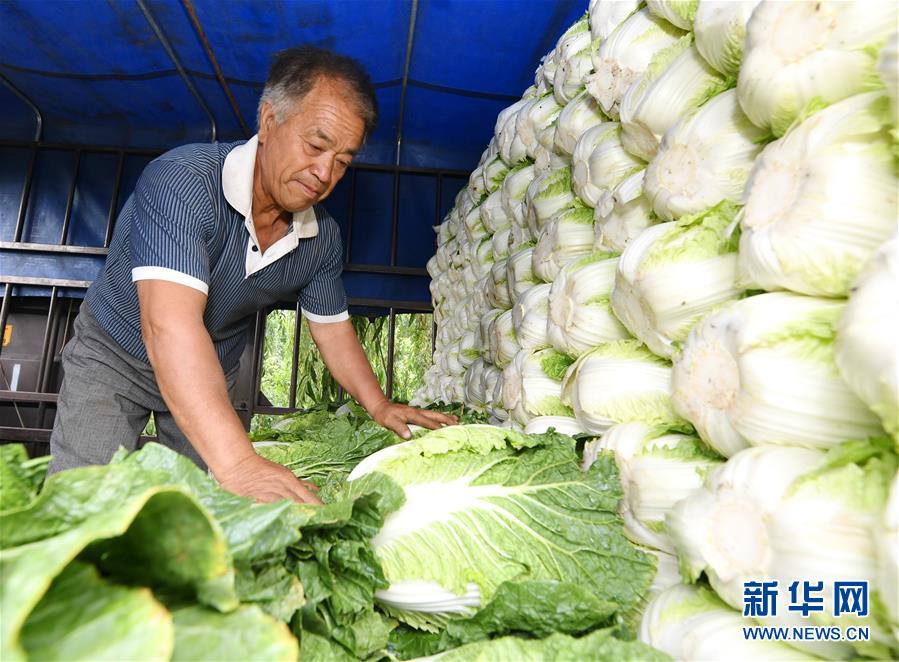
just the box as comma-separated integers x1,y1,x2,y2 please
0,0,584,444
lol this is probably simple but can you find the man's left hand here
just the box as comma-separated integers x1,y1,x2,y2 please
369,401,458,440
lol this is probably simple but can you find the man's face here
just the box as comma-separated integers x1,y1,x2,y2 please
257,77,365,212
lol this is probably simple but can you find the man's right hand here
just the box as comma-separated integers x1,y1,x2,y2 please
215,453,322,505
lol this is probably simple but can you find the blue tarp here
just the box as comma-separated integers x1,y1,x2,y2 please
0,0,584,307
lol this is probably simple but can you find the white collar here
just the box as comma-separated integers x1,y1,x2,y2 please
222,134,319,239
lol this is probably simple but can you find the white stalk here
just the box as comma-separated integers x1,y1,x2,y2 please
671,292,886,457
737,0,898,136
693,0,762,77
611,203,743,358
644,89,768,221
594,169,655,253
587,8,686,119
619,37,731,162
548,252,631,357
739,92,898,297
572,121,645,210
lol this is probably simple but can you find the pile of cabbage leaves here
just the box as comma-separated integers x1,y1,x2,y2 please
0,413,668,662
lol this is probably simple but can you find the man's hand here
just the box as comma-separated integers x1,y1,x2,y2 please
369,401,459,440
215,453,322,505
306,318,459,439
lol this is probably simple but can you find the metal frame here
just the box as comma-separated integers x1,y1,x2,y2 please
136,0,218,142
0,0,467,445
1,140,460,444
181,0,252,138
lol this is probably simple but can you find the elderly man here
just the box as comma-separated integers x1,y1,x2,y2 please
49,46,456,503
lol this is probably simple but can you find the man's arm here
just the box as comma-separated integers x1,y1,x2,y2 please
136,280,321,504
307,318,457,438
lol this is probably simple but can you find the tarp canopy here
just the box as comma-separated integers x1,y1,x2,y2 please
0,0,584,308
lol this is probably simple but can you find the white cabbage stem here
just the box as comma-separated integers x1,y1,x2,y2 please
492,309,519,369
502,348,574,426
547,252,630,357
737,0,898,136
467,164,486,202
619,37,731,162
572,121,645,210
482,155,509,195
498,105,529,166
463,359,488,407
532,204,596,283
533,135,569,175
487,260,512,311
644,89,768,221
739,92,898,297
643,549,682,597
533,49,556,96
462,205,488,245
562,339,686,435
489,368,509,421
611,204,743,359
491,227,512,262
494,98,529,143
554,90,606,157
469,238,494,280
589,0,641,42
519,94,563,160
879,32,898,119
645,0,697,31
671,292,886,457
875,474,899,640
500,163,536,228
693,0,762,77
553,17,595,105
594,169,655,253
585,422,722,553
478,189,509,234
506,245,538,302
640,584,813,661
587,8,685,119
836,235,899,444
507,221,535,254
479,309,503,365
511,283,552,351
525,167,576,237
459,331,479,370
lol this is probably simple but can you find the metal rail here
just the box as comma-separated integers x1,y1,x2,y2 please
389,0,420,269
1,150,453,445
395,0,419,168
0,72,43,141
136,0,218,142
181,0,252,138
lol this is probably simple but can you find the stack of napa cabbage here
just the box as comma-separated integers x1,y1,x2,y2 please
414,3,898,656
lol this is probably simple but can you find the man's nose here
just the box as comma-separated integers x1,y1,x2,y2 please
310,153,334,188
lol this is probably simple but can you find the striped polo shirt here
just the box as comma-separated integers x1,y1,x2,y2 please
86,136,348,371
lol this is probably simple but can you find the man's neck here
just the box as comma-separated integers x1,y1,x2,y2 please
251,158,291,250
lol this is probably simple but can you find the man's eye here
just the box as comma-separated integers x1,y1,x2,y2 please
337,159,350,169
307,141,323,153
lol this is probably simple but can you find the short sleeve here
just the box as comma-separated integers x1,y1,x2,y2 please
300,215,349,323
129,159,214,294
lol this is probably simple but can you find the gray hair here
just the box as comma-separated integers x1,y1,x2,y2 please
256,46,378,139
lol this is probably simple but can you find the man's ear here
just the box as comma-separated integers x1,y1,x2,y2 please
258,102,275,142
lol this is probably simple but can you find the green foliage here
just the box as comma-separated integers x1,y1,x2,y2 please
2,430,671,661
0,444,50,511
344,426,657,634
256,310,433,430
251,412,399,489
